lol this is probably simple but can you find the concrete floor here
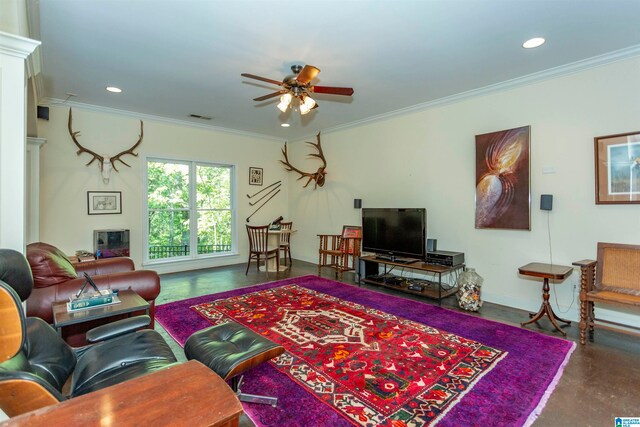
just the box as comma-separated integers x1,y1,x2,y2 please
156,259,640,427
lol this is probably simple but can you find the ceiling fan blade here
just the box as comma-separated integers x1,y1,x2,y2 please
295,65,321,84
253,90,287,102
310,86,354,96
241,73,283,86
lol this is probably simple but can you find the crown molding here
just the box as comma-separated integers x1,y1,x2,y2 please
323,44,640,137
0,31,40,59
41,98,285,142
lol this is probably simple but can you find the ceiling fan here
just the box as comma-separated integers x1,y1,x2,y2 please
241,65,354,115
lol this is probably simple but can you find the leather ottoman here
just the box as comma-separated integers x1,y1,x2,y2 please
184,321,284,406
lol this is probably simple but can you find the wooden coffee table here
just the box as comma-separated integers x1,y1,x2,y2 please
52,289,150,336
519,262,573,336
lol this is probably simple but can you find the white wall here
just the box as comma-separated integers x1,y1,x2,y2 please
36,57,640,324
287,56,640,324
37,105,288,272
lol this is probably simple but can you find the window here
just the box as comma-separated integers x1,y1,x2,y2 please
146,159,235,261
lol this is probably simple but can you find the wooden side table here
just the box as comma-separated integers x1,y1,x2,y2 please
519,262,573,336
52,290,150,336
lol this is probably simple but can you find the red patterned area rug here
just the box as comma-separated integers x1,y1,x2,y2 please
194,284,505,426
156,275,575,427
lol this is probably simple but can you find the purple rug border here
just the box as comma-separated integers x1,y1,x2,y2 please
156,274,575,427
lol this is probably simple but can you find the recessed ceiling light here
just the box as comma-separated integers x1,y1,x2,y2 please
189,114,212,120
106,86,122,93
281,123,290,128
522,37,545,49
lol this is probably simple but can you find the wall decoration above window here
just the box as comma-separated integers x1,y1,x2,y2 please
249,167,263,185
281,132,327,189
88,191,122,215
595,131,640,204
68,108,143,184
475,126,531,230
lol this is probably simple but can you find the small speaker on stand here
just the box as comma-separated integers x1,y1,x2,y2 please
354,199,362,209
427,238,437,252
540,194,553,211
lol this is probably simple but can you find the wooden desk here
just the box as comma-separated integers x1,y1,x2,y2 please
519,262,573,336
1,361,243,427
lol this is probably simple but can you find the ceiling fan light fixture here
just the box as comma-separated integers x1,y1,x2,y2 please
299,95,316,115
277,93,293,112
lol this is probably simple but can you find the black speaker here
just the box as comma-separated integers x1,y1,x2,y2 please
354,199,362,209
540,194,553,211
37,106,49,120
427,238,437,252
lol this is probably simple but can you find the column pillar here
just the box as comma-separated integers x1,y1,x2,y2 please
0,31,40,251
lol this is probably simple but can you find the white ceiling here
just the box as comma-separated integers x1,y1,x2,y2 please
31,0,640,140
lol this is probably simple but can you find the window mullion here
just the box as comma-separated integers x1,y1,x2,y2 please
189,162,198,258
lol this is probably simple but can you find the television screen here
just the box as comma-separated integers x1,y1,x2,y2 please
362,208,426,260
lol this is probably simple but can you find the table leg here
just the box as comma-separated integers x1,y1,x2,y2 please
521,278,571,336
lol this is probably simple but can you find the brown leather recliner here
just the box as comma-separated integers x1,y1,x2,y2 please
25,242,160,346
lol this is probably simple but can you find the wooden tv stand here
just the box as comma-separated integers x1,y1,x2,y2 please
359,255,464,305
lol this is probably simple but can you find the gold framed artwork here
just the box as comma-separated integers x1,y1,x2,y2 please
594,131,640,204
475,126,531,230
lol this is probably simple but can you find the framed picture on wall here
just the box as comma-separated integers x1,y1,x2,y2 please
595,131,640,204
249,167,263,186
87,191,122,215
475,125,531,230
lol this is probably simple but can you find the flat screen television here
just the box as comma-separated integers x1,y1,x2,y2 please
362,208,426,261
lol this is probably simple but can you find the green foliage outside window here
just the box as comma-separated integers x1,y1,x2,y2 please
147,160,233,260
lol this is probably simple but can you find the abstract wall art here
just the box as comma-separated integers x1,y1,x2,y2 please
475,126,530,230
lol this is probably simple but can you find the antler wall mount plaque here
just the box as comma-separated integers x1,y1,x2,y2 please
68,108,143,184
280,132,327,189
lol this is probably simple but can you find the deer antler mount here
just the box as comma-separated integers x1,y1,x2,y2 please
280,132,327,189
68,108,143,184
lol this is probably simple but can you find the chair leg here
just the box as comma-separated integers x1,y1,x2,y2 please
588,301,595,341
245,254,251,275
287,248,292,267
231,375,278,407
262,253,269,278
579,294,587,345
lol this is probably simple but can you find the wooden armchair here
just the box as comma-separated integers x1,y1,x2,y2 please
318,226,362,281
573,242,640,345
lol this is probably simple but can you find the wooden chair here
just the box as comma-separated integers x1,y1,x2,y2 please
318,226,362,281
279,221,293,267
245,224,280,277
573,242,640,345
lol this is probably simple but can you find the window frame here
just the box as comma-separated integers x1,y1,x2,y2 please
144,156,237,265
